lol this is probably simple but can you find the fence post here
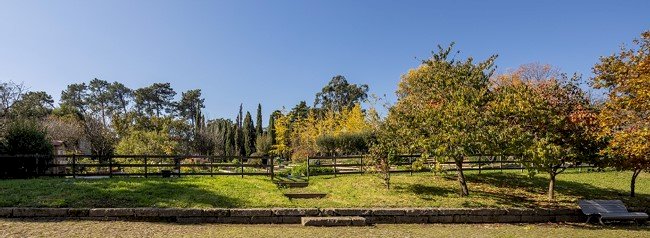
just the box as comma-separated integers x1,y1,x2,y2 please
108,156,113,178
499,155,503,173
144,156,148,178
270,157,274,180
35,156,40,177
210,156,214,177
333,156,337,177
478,156,482,174
240,156,244,178
360,156,363,174
409,156,413,176
307,156,310,181
72,154,76,178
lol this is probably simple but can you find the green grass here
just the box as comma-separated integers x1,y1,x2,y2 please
1,221,649,238
0,170,647,208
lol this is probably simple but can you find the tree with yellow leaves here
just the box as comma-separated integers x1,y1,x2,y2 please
592,30,650,197
271,112,291,159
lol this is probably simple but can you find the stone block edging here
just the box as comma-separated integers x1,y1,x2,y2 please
1,207,647,224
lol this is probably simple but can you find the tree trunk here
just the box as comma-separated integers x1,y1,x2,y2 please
455,159,469,196
548,173,556,200
631,169,641,197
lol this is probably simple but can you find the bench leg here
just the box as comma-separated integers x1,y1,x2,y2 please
598,216,605,226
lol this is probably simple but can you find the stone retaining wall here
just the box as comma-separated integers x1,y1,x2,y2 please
1,207,647,224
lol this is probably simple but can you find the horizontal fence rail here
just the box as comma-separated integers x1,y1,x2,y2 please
306,155,596,179
0,155,275,179
1,154,596,180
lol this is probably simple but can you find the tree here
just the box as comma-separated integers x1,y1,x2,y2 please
108,82,133,115
314,75,369,113
243,112,256,156
0,81,26,118
206,119,235,156
87,78,112,126
10,91,54,119
41,114,85,153
225,121,236,156
177,89,205,126
592,30,650,197
289,101,310,123
253,134,273,156
234,104,244,156
271,112,291,158
268,111,278,145
1,120,52,155
256,104,263,137
491,64,600,200
115,130,178,155
0,120,53,178
60,83,89,114
192,128,215,155
82,115,117,156
385,44,497,196
134,83,176,117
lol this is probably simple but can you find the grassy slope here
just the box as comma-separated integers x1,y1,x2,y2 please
1,221,649,238
0,170,647,208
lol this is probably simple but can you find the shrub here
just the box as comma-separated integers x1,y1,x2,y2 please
316,131,372,155
252,134,272,156
115,130,177,155
0,120,53,178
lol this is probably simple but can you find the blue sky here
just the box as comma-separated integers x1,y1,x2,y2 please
1,0,648,120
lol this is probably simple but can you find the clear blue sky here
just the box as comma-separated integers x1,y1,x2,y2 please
1,0,648,120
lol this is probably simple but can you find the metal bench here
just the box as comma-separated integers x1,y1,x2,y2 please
578,200,648,225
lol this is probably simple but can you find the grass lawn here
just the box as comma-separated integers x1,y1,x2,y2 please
0,170,647,208
1,220,649,238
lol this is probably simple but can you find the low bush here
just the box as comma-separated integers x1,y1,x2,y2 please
0,120,53,178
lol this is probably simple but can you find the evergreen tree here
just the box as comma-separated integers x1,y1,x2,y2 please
233,104,244,156
268,111,278,145
60,83,89,114
314,75,369,113
243,111,256,156
256,104,263,136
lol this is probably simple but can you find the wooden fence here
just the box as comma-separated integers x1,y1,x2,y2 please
0,155,275,179
1,154,596,180
306,155,596,179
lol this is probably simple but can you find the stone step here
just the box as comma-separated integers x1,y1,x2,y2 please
301,216,367,226
275,181,309,188
283,193,327,199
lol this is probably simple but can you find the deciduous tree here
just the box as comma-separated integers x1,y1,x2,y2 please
385,44,497,196
592,30,650,197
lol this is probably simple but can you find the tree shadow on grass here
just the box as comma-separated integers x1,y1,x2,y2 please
465,172,650,208
0,178,244,208
393,184,457,201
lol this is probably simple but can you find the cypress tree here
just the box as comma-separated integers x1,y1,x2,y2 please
268,111,277,145
224,123,234,156
243,111,256,156
234,124,244,156
255,104,263,136
234,105,244,156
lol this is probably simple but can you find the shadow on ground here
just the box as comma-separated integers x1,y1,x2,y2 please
388,171,649,208
0,178,243,208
